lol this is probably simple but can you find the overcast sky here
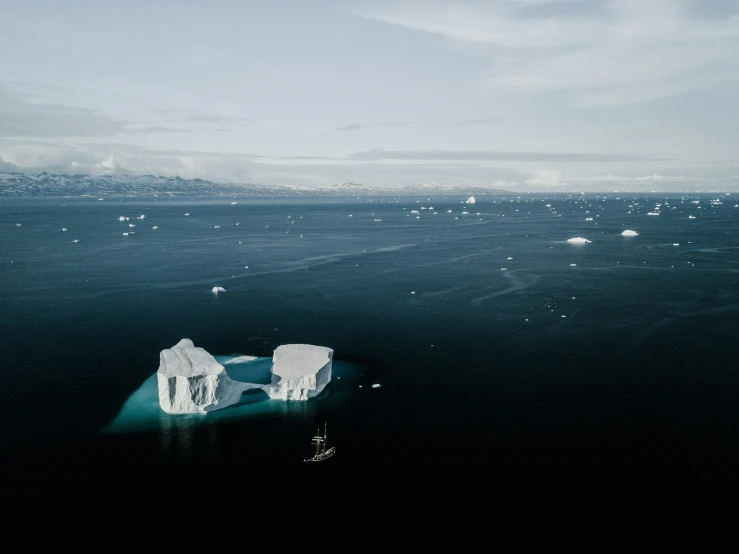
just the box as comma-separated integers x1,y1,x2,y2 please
1,0,738,191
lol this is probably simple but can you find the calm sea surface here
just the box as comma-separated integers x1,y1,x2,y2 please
2,194,739,494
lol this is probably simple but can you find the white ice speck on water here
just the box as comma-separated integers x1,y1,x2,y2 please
129,223,135,227
647,212,660,216
567,237,591,243
184,213,190,216
507,257,513,260
119,216,126,221
231,202,237,205
570,263,577,266
212,287,226,294
137,215,145,219
214,225,220,228
152,226,159,229
123,232,129,236
16,223,21,226
372,384,381,388
673,243,679,246
621,230,638,236
411,291,415,294
62,228,67,231
688,215,696,219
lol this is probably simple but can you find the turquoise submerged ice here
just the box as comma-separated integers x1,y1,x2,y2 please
103,342,343,435
157,339,333,413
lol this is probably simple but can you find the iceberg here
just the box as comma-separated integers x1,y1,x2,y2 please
156,340,334,413
567,237,591,243
212,286,226,293
157,339,254,414
466,196,476,204
621,230,639,236
264,344,333,400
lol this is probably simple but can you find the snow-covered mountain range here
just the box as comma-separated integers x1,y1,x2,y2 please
0,172,513,197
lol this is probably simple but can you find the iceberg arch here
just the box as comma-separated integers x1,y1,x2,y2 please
157,339,333,414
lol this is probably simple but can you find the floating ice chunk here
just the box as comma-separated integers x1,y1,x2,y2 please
461,211,469,214
72,239,79,243
184,213,190,216
129,223,135,227
621,230,639,236
16,223,21,227
585,217,593,221
152,226,159,229
214,225,220,229
119,216,126,221
137,215,145,219
230,202,237,205
673,243,679,246
264,344,334,400
466,196,476,204
372,384,381,388
570,263,577,266
212,286,226,294
567,237,591,243
157,339,251,414
688,215,696,219
507,257,513,260
62,228,67,231
223,355,258,364
647,212,660,216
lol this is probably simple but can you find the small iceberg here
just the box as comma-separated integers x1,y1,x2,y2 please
119,216,126,221
62,228,67,231
647,212,660,216
137,215,145,219
123,232,129,236
212,286,226,294
371,384,381,388
72,239,79,243
466,196,476,204
230,202,238,205
567,237,591,243
688,215,696,219
621,230,639,236
152,226,159,230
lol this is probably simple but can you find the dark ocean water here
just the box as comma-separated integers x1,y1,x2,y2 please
2,193,739,499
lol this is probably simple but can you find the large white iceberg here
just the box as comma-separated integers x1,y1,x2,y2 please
265,344,333,400
157,339,254,414
621,230,639,236
466,196,476,204
157,340,333,413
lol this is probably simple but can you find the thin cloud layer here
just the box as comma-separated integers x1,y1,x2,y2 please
352,0,739,107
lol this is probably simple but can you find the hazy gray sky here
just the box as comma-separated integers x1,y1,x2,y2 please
1,0,738,190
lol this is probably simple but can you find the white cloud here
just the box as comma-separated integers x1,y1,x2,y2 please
526,169,565,187
352,0,739,107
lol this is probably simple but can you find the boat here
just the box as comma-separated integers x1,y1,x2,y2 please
303,422,335,462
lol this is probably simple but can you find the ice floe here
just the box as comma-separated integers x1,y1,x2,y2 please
212,286,226,293
621,230,639,236
567,237,591,243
